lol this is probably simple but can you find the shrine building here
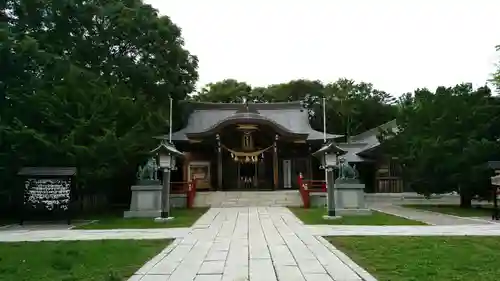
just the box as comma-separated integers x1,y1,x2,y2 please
160,101,404,193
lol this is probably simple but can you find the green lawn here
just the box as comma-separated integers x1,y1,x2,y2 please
0,219,14,227
289,207,425,225
329,236,500,281
404,204,493,217
0,239,169,281
76,208,208,229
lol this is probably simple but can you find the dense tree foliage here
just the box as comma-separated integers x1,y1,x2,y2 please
0,0,198,210
194,74,500,207
192,78,397,138
2,0,500,212
380,84,500,206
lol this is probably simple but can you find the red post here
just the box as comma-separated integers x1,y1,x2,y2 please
192,175,197,194
192,179,196,207
187,176,197,209
298,173,310,208
187,182,192,208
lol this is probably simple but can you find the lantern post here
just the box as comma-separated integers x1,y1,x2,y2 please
312,142,345,219
151,141,183,221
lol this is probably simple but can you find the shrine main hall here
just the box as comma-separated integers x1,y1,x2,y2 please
162,101,402,193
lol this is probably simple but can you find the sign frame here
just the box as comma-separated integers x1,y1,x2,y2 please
18,167,77,225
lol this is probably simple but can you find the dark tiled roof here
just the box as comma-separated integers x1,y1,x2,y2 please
349,119,398,143
337,142,372,162
330,120,398,162
488,161,500,169
150,142,184,156
169,101,343,141
312,142,346,156
182,101,305,110
18,167,77,176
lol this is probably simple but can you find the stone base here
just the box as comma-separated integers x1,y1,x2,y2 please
334,208,372,216
192,190,303,207
334,183,369,215
335,178,361,184
171,194,187,208
137,179,161,185
323,215,342,220
154,217,174,222
310,192,327,207
124,184,189,218
124,185,162,218
124,210,161,218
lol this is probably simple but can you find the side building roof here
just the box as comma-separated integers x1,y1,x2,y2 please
336,120,398,162
168,101,343,141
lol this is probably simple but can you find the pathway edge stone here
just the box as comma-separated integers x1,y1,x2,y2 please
316,236,378,281
396,206,497,225
370,207,434,225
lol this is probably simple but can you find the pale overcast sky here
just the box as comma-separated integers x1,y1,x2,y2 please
144,0,500,96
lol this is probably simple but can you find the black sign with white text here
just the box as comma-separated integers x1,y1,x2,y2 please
24,178,71,211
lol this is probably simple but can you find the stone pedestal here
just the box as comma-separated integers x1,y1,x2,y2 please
333,179,371,216
124,184,162,218
310,192,327,207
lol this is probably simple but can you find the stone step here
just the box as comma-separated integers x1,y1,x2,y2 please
193,191,303,208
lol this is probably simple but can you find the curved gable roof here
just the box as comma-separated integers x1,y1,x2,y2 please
169,101,342,141
186,111,307,138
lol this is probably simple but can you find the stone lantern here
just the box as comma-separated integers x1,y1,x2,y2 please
151,141,184,221
313,142,371,218
312,142,345,218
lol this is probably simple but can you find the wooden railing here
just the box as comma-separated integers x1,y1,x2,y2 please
376,177,403,193
298,173,326,208
170,178,197,208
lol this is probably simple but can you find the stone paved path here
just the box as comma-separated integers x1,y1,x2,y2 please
130,207,372,281
307,224,500,236
371,204,492,225
0,228,190,242
4,207,500,280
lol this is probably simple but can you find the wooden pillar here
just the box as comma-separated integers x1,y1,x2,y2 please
237,162,241,189
308,144,313,179
273,134,279,189
183,152,191,182
254,161,258,188
216,134,222,191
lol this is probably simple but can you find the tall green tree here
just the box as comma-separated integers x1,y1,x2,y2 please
191,78,397,137
380,84,500,207
322,79,397,139
192,79,252,103
0,0,198,207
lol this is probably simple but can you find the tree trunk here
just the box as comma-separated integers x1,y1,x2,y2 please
459,185,472,208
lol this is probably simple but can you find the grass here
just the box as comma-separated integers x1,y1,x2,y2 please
75,207,208,229
289,207,425,225
329,236,500,281
0,219,14,227
0,239,169,281
404,204,493,217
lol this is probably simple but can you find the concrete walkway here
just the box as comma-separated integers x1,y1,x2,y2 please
130,207,373,281
0,227,190,242
307,224,500,236
3,206,500,280
371,204,492,225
